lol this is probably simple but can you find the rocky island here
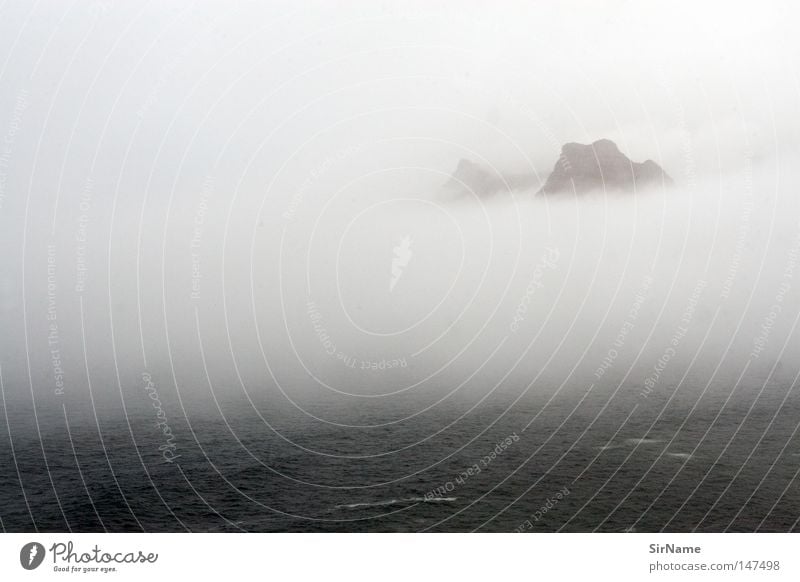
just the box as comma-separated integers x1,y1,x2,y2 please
447,139,673,196
539,139,673,195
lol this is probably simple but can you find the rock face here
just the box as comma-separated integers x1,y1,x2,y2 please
538,139,673,195
445,139,673,197
447,159,538,196
448,159,504,194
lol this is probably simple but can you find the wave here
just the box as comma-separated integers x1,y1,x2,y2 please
596,438,663,450
595,444,621,451
334,497,457,510
625,438,663,445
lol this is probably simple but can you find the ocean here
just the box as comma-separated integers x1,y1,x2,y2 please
1,383,798,533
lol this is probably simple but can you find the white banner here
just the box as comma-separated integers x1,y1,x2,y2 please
0,534,797,581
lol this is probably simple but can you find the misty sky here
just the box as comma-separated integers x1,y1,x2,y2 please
1,0,799,414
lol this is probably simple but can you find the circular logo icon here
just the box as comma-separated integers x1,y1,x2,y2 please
20,542,45,570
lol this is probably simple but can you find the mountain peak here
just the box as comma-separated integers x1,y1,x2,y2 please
539,139,673,195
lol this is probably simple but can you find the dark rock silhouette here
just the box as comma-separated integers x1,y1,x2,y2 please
445,139,672,197
538,139,673,195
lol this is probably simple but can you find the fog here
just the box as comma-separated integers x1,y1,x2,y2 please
1,0,799,421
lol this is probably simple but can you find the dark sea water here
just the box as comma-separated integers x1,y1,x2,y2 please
1,384,799,533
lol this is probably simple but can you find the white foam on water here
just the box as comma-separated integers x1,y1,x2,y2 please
625,438,663,445
335,497,457,510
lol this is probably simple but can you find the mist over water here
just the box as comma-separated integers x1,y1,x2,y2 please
1,0,800,532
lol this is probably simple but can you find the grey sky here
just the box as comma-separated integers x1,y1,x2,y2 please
1,1,799,409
